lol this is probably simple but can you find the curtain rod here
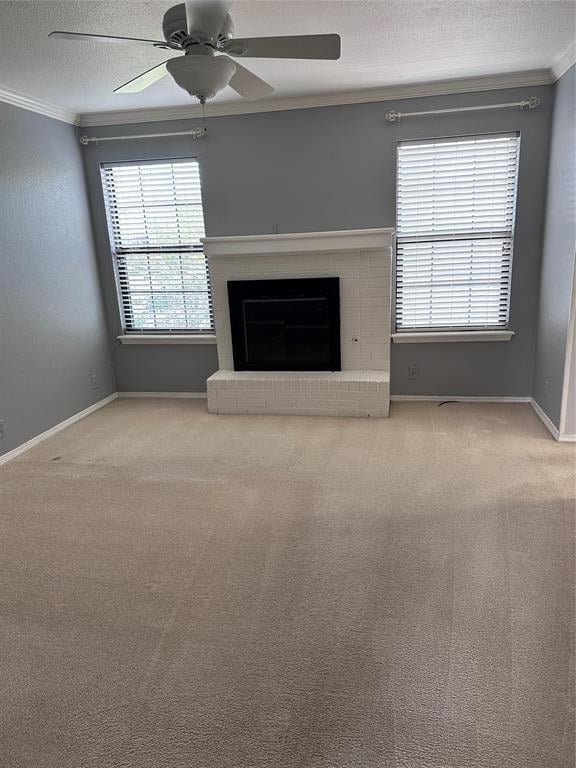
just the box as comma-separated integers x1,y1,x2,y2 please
79,127,207,145
78,94,542,141
385,96,541,123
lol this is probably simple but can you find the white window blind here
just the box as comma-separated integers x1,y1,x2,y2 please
101,158,212,333
396,133,520,331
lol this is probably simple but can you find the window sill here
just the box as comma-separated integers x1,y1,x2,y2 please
118,334,217,345
391,330,514,344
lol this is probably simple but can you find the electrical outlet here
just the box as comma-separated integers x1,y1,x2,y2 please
0,420,5,439
408,363,419,380
90,374,98,390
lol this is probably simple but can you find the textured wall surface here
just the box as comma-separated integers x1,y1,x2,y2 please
0,102,114,456
81,84,553,395
533,66,576,430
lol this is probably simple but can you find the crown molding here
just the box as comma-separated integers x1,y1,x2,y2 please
77,68,555,127
551,41,576,81
0,85,77,125
0,65,561,129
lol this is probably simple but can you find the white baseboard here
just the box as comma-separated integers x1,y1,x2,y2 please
0,393,118,466
530,399,576,441
390,396,568,442
1,393,567,467
118,391,208,399
391,395,531,403
530,398,561,440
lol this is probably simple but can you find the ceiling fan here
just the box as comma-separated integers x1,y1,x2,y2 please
49,1,341,103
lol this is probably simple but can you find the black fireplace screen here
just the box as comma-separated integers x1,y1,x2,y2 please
227,277,341,371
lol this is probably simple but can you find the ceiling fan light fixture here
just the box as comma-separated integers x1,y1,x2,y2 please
166,55,236,100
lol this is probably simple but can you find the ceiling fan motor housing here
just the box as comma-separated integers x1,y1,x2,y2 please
162,5,188,45
163,4,234,46
166,55,236,100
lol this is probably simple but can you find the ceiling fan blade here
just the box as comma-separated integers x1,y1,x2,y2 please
185,1,232,41
222,33,341,60
49,31,177,49
114,60,170,93
224,58,274,101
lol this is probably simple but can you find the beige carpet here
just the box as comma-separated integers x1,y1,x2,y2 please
0,399,574,768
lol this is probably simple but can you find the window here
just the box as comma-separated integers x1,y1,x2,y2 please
395,133,520,332
101,158,212,333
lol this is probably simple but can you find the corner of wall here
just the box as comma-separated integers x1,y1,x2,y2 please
531,66,576,434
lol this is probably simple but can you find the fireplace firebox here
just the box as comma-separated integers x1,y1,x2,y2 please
227,277,341,371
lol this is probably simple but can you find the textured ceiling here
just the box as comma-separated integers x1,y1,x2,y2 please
0,0,574,116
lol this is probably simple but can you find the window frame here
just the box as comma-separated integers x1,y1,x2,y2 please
394,131,521,336
100,156,213,335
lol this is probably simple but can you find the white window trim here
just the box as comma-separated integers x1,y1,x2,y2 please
391,330,514,343
117,334,217,345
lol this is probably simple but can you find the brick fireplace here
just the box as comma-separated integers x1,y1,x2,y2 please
203,229,393,417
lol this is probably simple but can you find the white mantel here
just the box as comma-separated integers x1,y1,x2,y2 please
203,228,394,418
203,228,394,257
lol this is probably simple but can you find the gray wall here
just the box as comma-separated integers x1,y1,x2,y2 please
533,66,576,430
0,102,115,457
563,289,576,436
81,84,553,395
